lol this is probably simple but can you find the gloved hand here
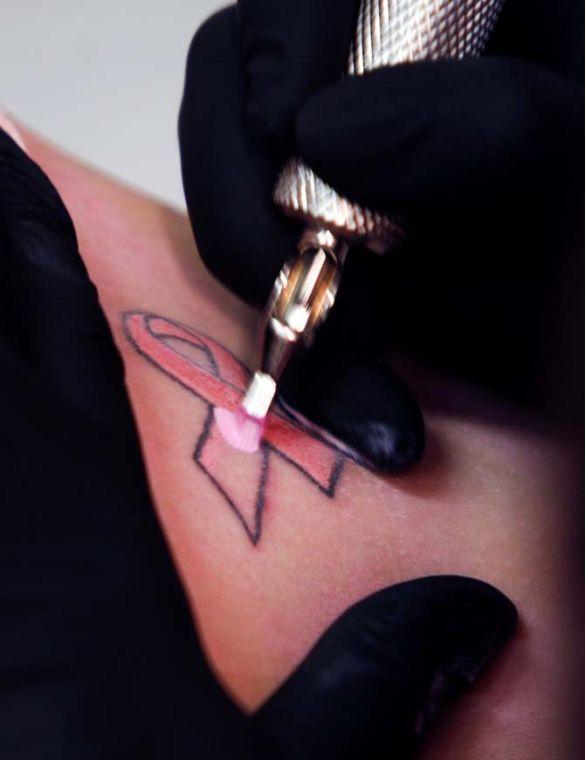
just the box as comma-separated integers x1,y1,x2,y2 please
178,0,585,472
0,125,517,758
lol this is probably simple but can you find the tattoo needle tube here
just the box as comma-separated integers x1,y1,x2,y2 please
215,0,506,453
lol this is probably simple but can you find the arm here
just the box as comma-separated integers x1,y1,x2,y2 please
21,124,577,758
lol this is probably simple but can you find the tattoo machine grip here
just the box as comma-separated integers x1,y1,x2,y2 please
273,0,506,254
236,0,506,430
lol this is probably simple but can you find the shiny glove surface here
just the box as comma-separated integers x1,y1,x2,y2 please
0,126,516,758
179,0,585,472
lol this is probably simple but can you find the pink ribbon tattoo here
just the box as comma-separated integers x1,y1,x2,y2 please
122,312,348,544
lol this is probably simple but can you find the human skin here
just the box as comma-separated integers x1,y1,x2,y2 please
14,120,579,758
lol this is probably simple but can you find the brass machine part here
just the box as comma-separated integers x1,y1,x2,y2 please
274,0,506,253
241,228,347,421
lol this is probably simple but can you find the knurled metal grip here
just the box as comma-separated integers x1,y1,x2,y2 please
273,0,506,253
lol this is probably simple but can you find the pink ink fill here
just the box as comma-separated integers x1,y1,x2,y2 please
213,406,264,453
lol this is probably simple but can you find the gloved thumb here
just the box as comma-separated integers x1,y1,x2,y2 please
253,575,517,759
278,247,425,473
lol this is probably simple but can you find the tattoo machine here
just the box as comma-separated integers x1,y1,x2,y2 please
215,0,506,453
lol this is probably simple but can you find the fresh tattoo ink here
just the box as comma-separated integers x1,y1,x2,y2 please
122,312,358,545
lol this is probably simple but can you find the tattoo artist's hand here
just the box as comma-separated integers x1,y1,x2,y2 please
178,0,585,472
0,124,516,758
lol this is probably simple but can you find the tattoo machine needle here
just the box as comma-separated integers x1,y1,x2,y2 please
215,0,506,453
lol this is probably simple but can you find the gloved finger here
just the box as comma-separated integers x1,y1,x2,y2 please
179,6,299,306
279,247,425,473
254,575,517,759
486,0,582,78
0,125,135,435
238,0,359,147
280,344,425,474
240,0,581,149
296,57,585,221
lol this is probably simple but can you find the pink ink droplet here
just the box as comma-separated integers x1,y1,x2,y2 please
214,405,264,453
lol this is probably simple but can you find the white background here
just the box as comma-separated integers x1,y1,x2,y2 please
1,1,226,208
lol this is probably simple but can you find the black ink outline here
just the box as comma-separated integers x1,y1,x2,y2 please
122,311,347,545
192,406,270,544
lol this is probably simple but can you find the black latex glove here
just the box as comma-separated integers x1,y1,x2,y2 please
0,127,517,758
178,0,585,472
